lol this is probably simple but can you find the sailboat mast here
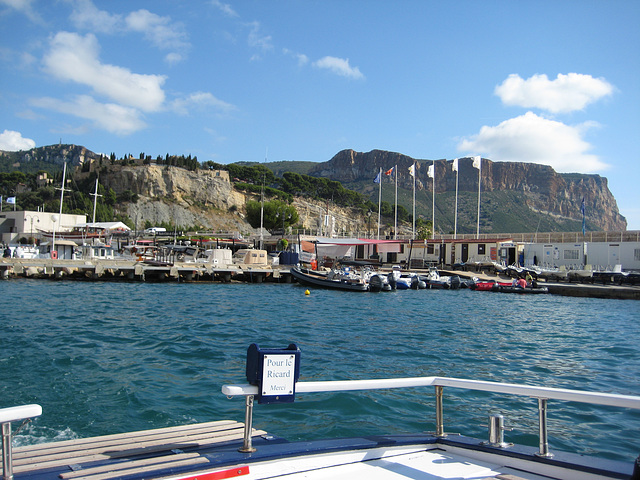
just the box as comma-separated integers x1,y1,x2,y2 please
92,178,100,224
59,163,67,217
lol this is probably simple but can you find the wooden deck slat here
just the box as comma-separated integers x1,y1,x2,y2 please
58,453,209,480
71,457,211,480
13,426,244,466
5,421,266,476
13,421,241,460
13,429,267,473
14,420,237,454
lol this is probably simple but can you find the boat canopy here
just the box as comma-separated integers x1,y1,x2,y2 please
72,221,131,232
311,237,403,257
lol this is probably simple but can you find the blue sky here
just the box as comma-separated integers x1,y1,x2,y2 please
1,0,639,229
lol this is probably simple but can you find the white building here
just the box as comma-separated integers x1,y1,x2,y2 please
0,210,87,245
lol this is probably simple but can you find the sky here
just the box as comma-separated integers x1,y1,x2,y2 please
1,0,639,229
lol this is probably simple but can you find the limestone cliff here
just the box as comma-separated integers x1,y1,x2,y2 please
310,150,627,232
3,144,627,234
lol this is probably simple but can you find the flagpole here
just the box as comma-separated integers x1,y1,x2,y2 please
431,161,435,239
475,156,481,238
394,164,398,239
453,159,458,240
377,167,381,240
411,162,416,239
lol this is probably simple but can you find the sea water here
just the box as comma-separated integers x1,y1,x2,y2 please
1,279,639,462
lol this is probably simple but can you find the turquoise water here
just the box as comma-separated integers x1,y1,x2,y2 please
1,279,639,462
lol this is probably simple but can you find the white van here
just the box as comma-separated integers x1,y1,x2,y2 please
144,227,167,235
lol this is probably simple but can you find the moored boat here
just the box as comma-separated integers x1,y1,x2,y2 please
470,280,513,291
494,284,550,294
290,265,369,291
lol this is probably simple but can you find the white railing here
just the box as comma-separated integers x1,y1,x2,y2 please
1,404,42,480
222,376,640,455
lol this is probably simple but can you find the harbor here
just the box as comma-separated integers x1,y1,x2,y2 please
1,281,639,478
3,256,640,299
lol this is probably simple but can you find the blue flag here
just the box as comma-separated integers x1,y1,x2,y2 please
373,172,381,184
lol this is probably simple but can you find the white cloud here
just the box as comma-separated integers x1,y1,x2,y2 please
495,73,613,114
458,111,608,173
30,95,145,135
68,0,121,33
69,1,189,60
125,9,188,51
164,52,183,65
171,92,236,115
0,0,42,23
210,0,238,17
313,56,364,80
246,21,273,55
0,129,36,150
283,48,309,66
42,32,166,112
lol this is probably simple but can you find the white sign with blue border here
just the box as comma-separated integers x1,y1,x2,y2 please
262,354,295,397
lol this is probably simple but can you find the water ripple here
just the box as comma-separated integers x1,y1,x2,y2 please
1,279,639,461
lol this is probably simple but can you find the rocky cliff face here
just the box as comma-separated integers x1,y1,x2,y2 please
309,150,627,231
5,144,627,233
83,164,250,232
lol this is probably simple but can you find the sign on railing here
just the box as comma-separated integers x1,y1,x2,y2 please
245,343,300,404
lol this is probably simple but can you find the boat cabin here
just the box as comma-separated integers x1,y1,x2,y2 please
80,243,116,260
233,249,269,266
39,239,78,260
197,248,234,267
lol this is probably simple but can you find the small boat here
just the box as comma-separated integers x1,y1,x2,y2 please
387,266,426,290
368,273,392,292
290,265,369,291
470,280,513,291
423,267,452,289
494,284,550,294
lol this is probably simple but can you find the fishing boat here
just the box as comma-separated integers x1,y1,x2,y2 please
4,367,639,480
290,265,369,291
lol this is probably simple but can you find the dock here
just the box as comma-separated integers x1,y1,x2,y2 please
0,258,292,284
443,269,640,300
2,259,639,298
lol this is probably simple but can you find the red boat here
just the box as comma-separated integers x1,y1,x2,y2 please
470,280,512,291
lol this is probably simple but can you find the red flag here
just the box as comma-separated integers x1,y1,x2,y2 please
384,167,394,176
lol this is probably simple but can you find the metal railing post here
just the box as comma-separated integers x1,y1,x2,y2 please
2,421,13,480
238,395,256,453
536,398,553,457
435,385,445,437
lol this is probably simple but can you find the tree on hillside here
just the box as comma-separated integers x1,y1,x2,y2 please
245,200,299,231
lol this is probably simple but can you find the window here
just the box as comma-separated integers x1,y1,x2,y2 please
564,249,580,260
478,244,486,255
634,249,640,261
427,244,434,255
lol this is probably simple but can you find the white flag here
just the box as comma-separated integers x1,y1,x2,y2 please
427,165,434,178
451,158,458,172
7,196,16,204
473,156,481,169
408,163,415,177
